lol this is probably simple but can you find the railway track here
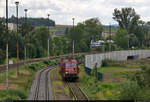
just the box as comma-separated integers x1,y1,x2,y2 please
28,66,53,100
67,82,89,100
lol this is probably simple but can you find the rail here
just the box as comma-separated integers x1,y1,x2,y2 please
67,82,88,100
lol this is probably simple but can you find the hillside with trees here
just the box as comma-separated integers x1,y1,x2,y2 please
0,15,55,27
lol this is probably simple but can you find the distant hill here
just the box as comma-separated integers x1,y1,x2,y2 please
0,15,55,27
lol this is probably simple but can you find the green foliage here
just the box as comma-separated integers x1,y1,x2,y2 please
66,18,103,53
51,37,68,55
113,70,139,79
119,81,140,100
113,7,150,48
80,65,121,100
0,61,46,100
0,89,26,100
114,29,128,49
43,60,50,65
131,65,150,87
28,62,45,71
0,16,55,27
113,8,140,34
101,59,110,67
43,60,59,66
0,20,6,64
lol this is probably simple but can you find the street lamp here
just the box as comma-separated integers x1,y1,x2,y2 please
47,14,50,58
6,0,9,92
24,9,28,23
109,22,112,52
24,9,28,65
72,18,75,55
15,1,19,76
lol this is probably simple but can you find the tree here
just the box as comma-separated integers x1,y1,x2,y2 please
66,18,104,53
144,22,150,47
84,18,103,41
113,8,140,34
19,23,34,37
0,20,6,64
114,29,128,49
129,34,138,48
66,23,86,53
31,26,49,57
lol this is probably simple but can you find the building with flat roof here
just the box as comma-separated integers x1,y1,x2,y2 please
7,23,17,31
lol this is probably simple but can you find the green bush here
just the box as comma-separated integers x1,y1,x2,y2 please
0,89,26,100
131,65,150,87
28,63,45,71
8,90,26,99
43,60,50,65
28,63,37,71
101,59,109,67
119,81,141,100
137,89,150,100
43,60,59,66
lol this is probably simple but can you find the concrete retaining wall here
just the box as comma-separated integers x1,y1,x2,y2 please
85,50,150,69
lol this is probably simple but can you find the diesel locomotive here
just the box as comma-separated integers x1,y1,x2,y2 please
60,58,79,80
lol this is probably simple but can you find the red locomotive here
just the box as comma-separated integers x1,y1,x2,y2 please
60,58,79,80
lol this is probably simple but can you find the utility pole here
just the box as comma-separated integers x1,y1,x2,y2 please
24,9,28,65
72,18,75,55
15,1,19,76
47,14,50,58
6,0,9,92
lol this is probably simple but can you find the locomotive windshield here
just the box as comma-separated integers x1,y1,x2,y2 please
65,64,77,67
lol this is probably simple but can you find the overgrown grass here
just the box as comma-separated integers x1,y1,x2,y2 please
0,89,26,100
0,61,46,100
113,70,140,78
50,67,70,100
79,59,150,100
98,66,126,72
79,65,121,100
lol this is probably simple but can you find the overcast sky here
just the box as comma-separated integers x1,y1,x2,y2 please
0,0,150,25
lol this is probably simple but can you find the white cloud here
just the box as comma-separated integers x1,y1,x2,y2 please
0,0,150,25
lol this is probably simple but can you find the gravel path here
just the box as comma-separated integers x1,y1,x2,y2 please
27,66,53,100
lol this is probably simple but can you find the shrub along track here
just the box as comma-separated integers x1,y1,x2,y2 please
67,82,89,100
27,66,54,100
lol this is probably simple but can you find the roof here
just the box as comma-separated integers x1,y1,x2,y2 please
56,25,73,28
